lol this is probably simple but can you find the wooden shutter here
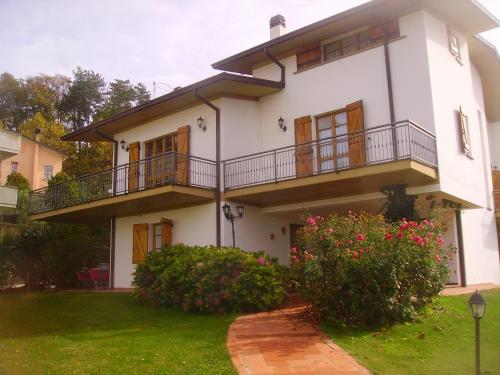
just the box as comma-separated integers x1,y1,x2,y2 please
161,218,174,247
296,46,321,71
294,116,313,177
346,100,365,166
176,125,190,185
128,142,140,192
132,223,148,264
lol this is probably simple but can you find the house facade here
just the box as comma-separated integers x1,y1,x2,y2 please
0,130,21,212
0,134,64,190
28,0,500,289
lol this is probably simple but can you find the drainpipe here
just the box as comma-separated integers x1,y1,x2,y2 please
382,26,398,160
455,209,467,287
193,91,221,248
263,48,285,84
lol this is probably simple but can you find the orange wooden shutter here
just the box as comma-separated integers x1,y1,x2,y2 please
128,142,140,192
294,116,313,177
161,218,174,247
296,45,321,71
346,100,365,166
132,223,149,264
176,125,190,185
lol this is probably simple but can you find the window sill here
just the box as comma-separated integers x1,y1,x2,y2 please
294,36,406,75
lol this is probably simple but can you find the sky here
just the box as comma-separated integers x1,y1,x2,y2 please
1,0,499,97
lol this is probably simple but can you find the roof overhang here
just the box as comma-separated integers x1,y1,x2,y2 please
212,0,499,75
62,73,284,142
468,35,500,122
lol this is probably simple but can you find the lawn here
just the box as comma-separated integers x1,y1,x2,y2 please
325,289,500,375
0,292,237,375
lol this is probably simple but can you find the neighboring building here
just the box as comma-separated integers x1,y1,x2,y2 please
29,0,500,289
0,130,21,212
0,134,65,190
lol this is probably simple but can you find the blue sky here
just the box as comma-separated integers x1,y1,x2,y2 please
0,0,499,95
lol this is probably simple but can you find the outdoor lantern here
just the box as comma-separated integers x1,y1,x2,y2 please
278,117,286,132
120,139,128,151
197,116,206,131
222,202,244,247
469,290,486,375
469,290,486,319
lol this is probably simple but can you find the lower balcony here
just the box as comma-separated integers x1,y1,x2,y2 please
29,152,216,223
223,120,438,207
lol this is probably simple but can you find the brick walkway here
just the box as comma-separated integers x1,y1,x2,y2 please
227,296,370,375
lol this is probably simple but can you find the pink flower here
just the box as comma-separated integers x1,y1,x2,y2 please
385,233,393,240
326,227,334,234
352,251,359,259
291,255,299,263
257,256,266,265
435,255,441,263
412,236,424,246
290,247,298,254
356,233,365,242
397,231,404,239
348,240,354,245
359,248,365,254
319,236,324,241
437,236,445,246
307,217,316,225
305,252,314,261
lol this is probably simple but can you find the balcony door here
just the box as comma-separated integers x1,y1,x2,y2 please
315,100,365,172
145,133,178,187
294,116,313,177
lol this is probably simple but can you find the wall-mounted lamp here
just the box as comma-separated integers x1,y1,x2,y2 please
278,117,286,132
120,139,129,152
222,202,244,247
197,116,206,132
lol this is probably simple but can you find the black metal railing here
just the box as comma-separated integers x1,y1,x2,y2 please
223,120,437,190
29,152,216,214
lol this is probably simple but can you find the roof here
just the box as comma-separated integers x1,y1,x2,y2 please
62,72,284,142
468,35,500,121
212,0,499,75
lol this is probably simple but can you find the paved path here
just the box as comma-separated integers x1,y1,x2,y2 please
442,283,499,296
227,296,370,375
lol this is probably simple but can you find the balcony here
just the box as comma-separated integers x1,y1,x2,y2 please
29,152,216,223
223,120,438,206
0,130,21,161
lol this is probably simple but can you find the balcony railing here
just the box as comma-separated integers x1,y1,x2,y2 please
29,152,216,214
223,120,437,191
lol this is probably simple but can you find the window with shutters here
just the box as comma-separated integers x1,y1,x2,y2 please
296,20,400,71
152,223,162,250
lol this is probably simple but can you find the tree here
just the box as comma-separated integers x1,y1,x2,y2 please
134,82,151,104
0,72,27,130
59,67,106,131
95,79,151,120
21,112,74,155
24,74,71,123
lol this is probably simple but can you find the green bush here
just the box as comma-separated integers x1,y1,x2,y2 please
133,244,287,314
292,211,450,327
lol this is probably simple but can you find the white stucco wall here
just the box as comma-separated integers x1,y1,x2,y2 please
488,121,500,170
114,203,217,288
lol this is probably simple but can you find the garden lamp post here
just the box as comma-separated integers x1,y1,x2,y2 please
468,290,486,375
222,202,244,247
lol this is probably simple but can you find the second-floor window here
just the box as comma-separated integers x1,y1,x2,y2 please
43,165,53,180
297,19,400,72
11,161,18,173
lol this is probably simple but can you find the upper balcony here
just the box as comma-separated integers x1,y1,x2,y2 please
223,120,438,206
0,130,21,161
29,152,216,223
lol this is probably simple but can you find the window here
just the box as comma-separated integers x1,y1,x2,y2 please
296,45,321,71
458,106,472,158
152,223,162,250
10,161,18,173
298,20,400,71
43,165,53,180
144,132,179,186
316,110,349,172
448,28,461,63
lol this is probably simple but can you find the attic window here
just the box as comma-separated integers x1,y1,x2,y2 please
296,19,400,72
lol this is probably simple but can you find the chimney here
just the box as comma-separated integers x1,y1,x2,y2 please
34,127,41,142
269,14,286,39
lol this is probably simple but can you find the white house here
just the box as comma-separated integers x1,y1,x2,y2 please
29,0,500,289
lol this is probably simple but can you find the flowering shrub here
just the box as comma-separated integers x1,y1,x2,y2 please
292,211,451,326
133,244,287,314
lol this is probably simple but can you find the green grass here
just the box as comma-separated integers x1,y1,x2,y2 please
325,289,500,375
0,292,237,375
